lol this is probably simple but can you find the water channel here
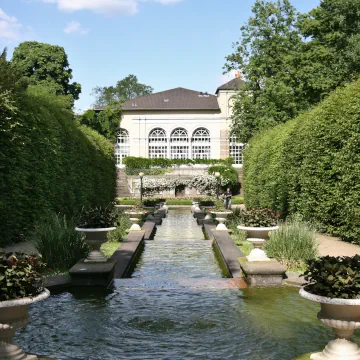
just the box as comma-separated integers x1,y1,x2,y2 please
16,209,360,359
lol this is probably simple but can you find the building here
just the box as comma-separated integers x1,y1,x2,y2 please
114,77,245,168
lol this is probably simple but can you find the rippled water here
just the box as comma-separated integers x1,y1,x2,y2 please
15,210,360,359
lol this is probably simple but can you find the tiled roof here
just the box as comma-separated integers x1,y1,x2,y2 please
121,87,220,111
216,77,244,93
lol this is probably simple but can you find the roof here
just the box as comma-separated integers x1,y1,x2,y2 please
216,77,244,93
121,87,220,111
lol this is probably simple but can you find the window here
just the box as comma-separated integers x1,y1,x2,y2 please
229,136,244,165
171,128,189,159
149,128,167,143
192,128,210,159
149,128,168,158
149,145,168,158
170,145,189,159
115,129,130,166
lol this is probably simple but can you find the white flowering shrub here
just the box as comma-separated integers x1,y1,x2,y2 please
141,175,217,196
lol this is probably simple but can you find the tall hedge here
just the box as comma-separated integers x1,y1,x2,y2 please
0,86,116,246
244,80,360,242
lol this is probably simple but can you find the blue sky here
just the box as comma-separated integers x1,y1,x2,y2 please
1,0,319,111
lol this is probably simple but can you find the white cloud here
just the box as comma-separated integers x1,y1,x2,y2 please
64,21,89,35
0,8,23,42
40,0,184,15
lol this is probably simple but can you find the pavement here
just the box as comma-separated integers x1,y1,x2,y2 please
2,241,39,255
316,234,360,257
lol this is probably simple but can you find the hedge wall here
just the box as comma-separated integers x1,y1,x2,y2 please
0,86,116,246
243,80,360,242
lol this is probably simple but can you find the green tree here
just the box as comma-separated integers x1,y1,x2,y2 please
297,0,360,104
77,103,122,141
12,42,81,105
224,0,305,142
92,74,153,107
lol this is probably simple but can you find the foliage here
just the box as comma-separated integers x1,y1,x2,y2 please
143,198,163,207
241,208,279,227
92,74,153,108
243,79,360,241
116,198,137,205
77,102,122,141
123,156,233,175
12,42,81,105
78,205,118,229
208,165,239,187
199,199,215,207
226,0,360,142
213,200,227,212
107,213,132,242
264,217,317,271
31,212,89,270
0,63,116,245
0,252,45,301
232,196,244,205
101,241,121,258
302,255,360,299
165,199,193,205
225,0,305,142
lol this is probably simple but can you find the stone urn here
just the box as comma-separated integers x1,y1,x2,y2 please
237,225,279,262
191,202,200,213
125,211,146,231
0,289,50,360
75,227,116,262
211,211,232,231
300,288,360,359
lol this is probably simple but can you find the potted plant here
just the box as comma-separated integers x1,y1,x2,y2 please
76,205,117,262
0,252,50,359
125,201,147,231
237,208,279,239
210,201,232,230
299,255,360,359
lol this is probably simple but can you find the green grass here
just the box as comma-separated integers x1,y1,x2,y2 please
165,199,193,205
231,229,254,256
116,198,137,205
101,241,121,258
232,196,244,205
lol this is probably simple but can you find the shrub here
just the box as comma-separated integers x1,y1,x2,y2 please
232,196,244,205
0,252,45,301
199,199,215,207
0,82,116,246
31,212,89,270
143,198,162,207
78,204,118,229
302,255,360,299
243,79,360,241
165,199,192,205
241,208,279,227
107,213,132,242
265,217,317,271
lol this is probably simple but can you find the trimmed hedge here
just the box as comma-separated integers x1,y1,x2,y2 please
243,80,360,242
0,86,116,246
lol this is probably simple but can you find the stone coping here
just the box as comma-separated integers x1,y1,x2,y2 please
239,257,286,275
237,225,279,231
0,289,50,308
75,227,117,232
299,288,360,306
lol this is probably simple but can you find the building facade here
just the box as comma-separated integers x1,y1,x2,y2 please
114,78,245,168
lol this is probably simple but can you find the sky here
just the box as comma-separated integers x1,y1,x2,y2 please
0,0,319,112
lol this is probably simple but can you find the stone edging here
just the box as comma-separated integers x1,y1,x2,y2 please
75,227,117,232
299,288,360,305
0,289,50,308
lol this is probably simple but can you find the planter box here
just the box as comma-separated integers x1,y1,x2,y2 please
237,225,279,240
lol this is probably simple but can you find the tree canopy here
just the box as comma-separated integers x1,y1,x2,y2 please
226,0,360,142
12,42,81,105
92,74,153,107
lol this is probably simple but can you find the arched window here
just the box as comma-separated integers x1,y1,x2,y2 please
192,128,211,159
170,128,189,159
115,128,130,166
229,136,244,165
148,128,168,158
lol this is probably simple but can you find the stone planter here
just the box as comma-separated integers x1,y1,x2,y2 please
236,225,279,240
125,211,147,231
75,227,116,262
211,211,232,231
237,225,279,262
0,289,50,359
299,288,360,359
191,202,199,213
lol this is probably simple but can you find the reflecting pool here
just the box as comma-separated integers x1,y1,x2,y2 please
16,210,360,359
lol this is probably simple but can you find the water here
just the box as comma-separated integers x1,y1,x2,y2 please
16,210,360,359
